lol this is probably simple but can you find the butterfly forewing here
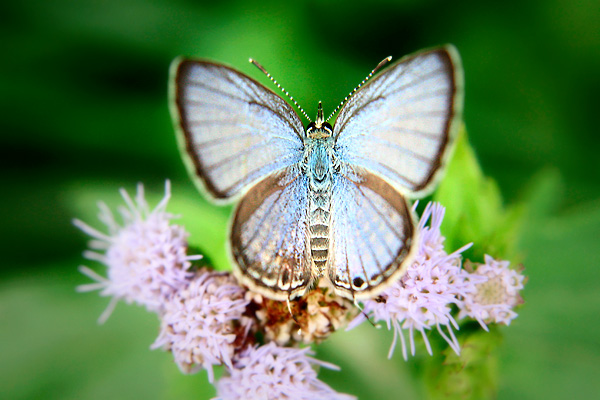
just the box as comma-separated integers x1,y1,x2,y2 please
230,168,312,300
171,60,305,201
334,46,463,196
328,168,416,299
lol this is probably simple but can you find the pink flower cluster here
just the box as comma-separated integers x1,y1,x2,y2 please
76,182,354,399
76,183,525,399
74,181,200,322
348,202,524,359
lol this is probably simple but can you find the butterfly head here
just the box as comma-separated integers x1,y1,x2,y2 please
307,101,333,139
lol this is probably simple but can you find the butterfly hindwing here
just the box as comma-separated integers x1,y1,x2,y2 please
230,168,312,300
328,167,417,299
333,46,463,197
171,59,305,202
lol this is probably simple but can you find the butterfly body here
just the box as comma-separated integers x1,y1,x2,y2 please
304,121,336,277
171,46,463,301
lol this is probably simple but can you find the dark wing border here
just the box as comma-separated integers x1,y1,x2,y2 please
170,58,306,203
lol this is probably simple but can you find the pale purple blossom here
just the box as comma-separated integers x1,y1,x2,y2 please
214,342,355,400
75,177,527,399
349,202,482,360
152,269,251,382
74,181,201,322
458,255,525,329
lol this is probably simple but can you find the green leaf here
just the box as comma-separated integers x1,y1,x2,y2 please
434,127,524,261
423,326,501,400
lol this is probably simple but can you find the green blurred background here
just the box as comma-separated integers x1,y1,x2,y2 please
2,0,599,399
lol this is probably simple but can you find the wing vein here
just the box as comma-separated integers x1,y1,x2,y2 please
344,175,404,240
352,205,386,276
182,99,235,111
383,67,447,97
183,80,250,104
378,126,443,139
241,174,301,251
345,157,419,189
395,87,450,103
248,101,304,142
358,195,397,262
204,139,292,172
219,164,299,197
191,131,255,148
362,136,438,163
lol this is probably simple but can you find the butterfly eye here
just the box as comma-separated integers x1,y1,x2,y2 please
306,121,333,139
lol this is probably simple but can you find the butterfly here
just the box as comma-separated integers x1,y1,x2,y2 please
170,45,463,301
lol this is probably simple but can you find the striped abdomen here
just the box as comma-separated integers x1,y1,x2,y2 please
309,187,331,275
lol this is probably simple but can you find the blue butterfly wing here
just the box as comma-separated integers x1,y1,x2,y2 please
230,168,312,300
333,46,463,197
171,59,305,202
328,168,417,299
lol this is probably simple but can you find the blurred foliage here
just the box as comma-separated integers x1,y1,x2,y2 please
423,326,501,400
435,127,525,262
1,0,599,399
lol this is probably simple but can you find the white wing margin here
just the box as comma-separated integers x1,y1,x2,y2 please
333,46,463,196
171,59,305,202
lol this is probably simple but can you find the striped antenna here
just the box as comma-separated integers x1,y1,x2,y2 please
249,58,312,122
325,56,392,122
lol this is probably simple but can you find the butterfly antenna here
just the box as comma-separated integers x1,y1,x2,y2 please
325,56,392,122
249,58,312,122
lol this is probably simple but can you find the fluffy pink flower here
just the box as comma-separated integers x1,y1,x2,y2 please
152,269,251,382
74,181,201,322
214,342,355,400
458,255,525,329
349,202,481,359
